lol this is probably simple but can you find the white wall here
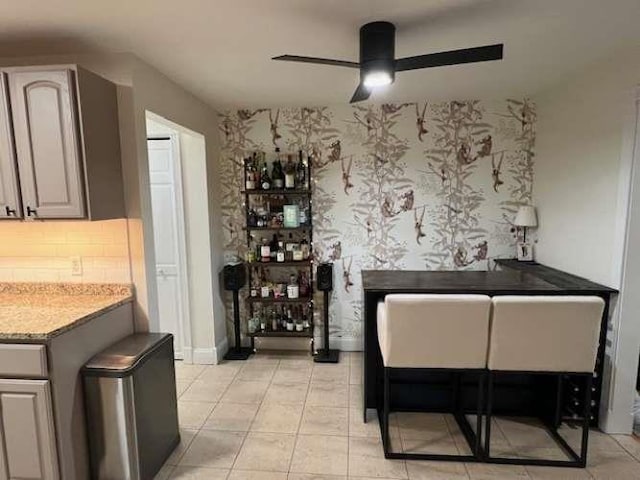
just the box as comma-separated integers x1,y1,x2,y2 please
533,46,640,433
534,47,640,288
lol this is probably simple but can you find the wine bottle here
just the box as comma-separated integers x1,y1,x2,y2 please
270,234,279,261
296,151,307,189
285,154,296,189
286,308,294,331
261,154,271,190
272,148,284,189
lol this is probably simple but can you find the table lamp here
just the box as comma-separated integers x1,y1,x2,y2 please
514,205,537,261
515,205,537,240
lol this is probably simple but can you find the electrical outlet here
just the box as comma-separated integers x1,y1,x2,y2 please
70,256,82,276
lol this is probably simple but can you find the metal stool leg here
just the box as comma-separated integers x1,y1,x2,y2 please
476,371,485,458
383,367,391,456
484,371,493,458
580,374,593,467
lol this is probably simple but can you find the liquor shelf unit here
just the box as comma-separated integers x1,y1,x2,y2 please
243,151,315,353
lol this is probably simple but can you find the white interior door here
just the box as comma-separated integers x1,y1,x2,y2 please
148,137,190,360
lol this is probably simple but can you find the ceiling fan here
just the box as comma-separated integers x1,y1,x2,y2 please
273,21,503,103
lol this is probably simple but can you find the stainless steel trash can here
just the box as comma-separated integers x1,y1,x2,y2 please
83,333,179,480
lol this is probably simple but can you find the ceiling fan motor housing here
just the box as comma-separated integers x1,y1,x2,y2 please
359,21,396,83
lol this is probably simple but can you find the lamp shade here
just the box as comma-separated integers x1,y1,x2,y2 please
514,205,538,227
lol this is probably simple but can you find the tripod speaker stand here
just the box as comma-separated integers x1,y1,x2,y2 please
223,262,253,361
314,263,340,363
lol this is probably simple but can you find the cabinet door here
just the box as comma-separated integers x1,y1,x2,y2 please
8,69,86,219
0,73,21,219
0,379,59,480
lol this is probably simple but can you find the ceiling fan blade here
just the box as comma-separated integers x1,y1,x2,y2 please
350,83,371,104
272,55,359,68
394,44,503,72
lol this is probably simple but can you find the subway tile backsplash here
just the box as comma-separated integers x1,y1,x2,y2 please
0,220,131,283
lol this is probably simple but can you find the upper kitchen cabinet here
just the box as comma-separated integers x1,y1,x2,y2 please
5,65,125,220
0,73,21,219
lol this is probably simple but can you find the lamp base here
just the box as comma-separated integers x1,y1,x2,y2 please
223,347,254,361
314,349,340,364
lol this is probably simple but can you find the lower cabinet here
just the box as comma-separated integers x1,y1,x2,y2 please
0,379,59,480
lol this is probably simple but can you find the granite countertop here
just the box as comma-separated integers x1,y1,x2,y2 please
0,283,134,342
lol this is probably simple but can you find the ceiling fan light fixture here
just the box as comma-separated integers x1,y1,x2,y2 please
363,70,393,89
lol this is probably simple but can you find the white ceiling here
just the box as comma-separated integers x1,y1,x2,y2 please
1,0,639,109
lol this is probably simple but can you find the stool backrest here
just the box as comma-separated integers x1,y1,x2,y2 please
378,294,491,369
488,296,604,372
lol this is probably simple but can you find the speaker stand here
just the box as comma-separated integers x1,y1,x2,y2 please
314,290,340,363
224,290,253,361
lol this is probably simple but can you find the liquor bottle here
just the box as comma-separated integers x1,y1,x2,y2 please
284,154,296,189
295,306,304,332
269,234,279,261
245,157,256,190
261,155,271,190
298,199,308,225
296,151,307,189
287,273,299,299
299,271,310,297
302,308,310,330
272,148,284,189
300,234,310,260
276,240,285,262
260,308,266,332
247,208,257,227
286,233,296,261
280,305,287,330
260,238,271,263
286,308,294,331
271,309,278,331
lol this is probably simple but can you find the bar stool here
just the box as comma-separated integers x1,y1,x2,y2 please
485,295,604,467
377,294,491,461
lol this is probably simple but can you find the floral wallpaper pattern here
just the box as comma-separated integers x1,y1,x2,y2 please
219,99,536,344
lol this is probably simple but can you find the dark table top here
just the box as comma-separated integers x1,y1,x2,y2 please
361,270,559,293
362,263,617,296
494,259,618,294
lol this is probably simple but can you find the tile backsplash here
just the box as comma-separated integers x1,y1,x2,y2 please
0,219,131,283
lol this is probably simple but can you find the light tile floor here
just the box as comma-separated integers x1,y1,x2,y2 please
156,352,640,479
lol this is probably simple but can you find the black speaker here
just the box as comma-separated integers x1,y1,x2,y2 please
317,263,333,292
223,262,246,291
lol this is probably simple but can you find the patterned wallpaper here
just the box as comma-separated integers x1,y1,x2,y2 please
219,99,536,344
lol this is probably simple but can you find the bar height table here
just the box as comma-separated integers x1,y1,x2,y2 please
361,267,616,426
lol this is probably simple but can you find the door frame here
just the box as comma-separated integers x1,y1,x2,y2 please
148,134,193,363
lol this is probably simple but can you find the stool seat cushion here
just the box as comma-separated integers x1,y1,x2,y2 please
377,294,491,369
488,296,604,372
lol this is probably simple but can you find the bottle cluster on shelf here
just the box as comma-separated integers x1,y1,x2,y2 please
248,305,311,334
247,197,310,229
244,149,309,191
249,266,311,300
246,232,311,263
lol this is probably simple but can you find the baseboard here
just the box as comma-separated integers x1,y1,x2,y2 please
330,336,363,352
214,337,229,364
192,347,217,365
181,346,193,364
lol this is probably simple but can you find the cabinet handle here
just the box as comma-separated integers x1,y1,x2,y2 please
4,206,16,216
26,206,37,217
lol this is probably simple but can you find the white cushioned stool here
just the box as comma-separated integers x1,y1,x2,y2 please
377,294,491,461
485,295,605,468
